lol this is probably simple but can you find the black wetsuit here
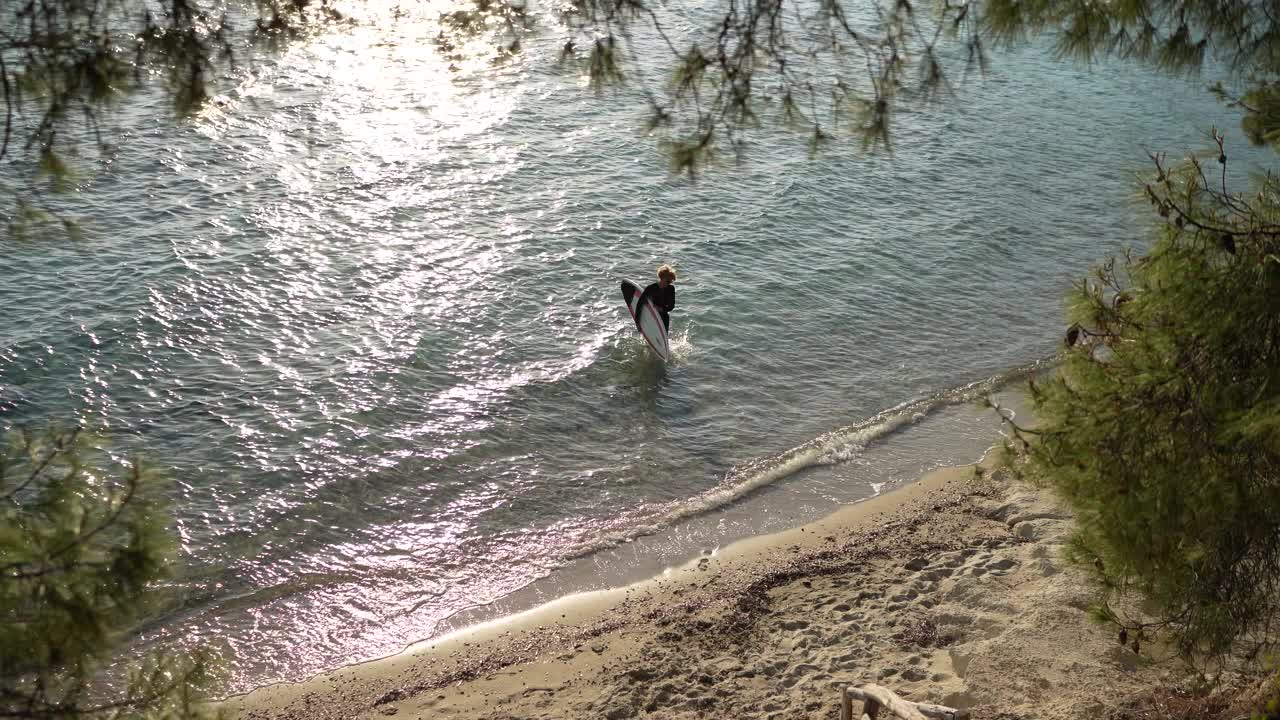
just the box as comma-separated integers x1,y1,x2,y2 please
643,282,675,331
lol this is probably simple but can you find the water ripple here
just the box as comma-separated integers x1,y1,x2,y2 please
0,19,1272,694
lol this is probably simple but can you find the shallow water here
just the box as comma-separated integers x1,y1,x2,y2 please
0,9,1270,692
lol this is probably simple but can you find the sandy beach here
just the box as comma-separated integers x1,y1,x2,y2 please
228,454,1186,720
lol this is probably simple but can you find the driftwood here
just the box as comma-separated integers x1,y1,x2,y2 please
840,684,969,720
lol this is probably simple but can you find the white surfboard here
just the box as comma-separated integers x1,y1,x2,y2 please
620,280,670,362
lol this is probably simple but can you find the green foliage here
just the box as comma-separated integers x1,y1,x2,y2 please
2,0,1280,190
1233,82,1280,151
1257,668,1280,719
4,0,1280,189
0,0,342,207
984,0,1239,71
1018,133,1280,660
0,427,219,719
554,0,981,170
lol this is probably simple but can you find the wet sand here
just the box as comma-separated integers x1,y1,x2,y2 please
228,455,1178,720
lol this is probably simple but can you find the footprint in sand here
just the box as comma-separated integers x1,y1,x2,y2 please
901,667,929,682
987,558,1019,575
923,567,954,582
834,649,865,666
782,663,822,688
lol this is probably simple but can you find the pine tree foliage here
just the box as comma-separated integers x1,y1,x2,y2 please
6,0,1280,678
523,0,1280,169
553,0,986,173
0,0,342,233
7,0,1280,180
984,0,1280,151
1007,131,1280,660
0,428,217,719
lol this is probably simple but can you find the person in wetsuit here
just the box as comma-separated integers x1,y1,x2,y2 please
643,264,676,332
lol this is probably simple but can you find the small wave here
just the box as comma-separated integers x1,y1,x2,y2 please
657,369,1029,524
564,357,1049,560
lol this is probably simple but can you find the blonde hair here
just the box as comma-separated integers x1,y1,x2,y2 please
657,264,676,281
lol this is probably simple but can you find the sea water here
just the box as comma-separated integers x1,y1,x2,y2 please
0,9,1269,692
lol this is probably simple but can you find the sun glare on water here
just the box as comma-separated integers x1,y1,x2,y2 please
199,0,526,175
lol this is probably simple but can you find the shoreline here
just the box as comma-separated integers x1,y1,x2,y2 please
228,445,1178,720
227,457,970,717
212,379,1025,698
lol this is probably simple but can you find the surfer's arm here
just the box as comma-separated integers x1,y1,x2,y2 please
663,287,675,312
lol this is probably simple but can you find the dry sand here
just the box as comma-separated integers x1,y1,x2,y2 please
228,456,1184,720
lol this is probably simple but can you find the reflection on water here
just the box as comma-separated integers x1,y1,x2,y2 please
0,4,1272,694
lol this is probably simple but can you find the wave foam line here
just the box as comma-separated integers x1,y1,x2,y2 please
659,359,1049,526
563,358,1051,562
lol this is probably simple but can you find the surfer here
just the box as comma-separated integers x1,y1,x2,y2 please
643,265,676,331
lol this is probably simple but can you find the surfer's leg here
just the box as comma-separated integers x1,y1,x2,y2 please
660,311,670,331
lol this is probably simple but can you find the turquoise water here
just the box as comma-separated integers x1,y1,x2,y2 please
0,11,1269,692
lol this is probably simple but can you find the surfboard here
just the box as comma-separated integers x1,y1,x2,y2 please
620,280,671,362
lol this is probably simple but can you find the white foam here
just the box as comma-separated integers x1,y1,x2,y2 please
561,359,1052,562
666,329,693,363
